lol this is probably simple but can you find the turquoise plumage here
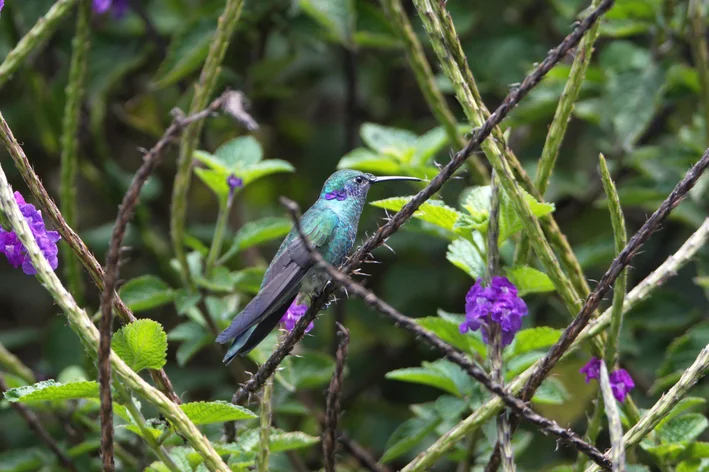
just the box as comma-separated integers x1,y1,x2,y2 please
216,169,420,364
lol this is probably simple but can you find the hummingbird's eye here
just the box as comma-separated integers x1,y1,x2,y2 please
354,176,364,185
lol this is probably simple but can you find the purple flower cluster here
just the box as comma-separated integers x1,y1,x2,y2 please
459,276,527,346
580,357,635,403
280,301,314,333
324,190,347,201
93,0,128,16
0,1,4,14
0,192,61,275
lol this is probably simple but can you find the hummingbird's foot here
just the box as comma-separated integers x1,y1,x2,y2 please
322,295,339,311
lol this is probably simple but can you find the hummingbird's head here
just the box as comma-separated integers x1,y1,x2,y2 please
319,169,424,203
319,170,375,202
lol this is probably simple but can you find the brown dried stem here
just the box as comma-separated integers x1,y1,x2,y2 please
323,323,349,472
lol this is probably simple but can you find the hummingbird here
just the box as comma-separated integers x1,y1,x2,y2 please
216,169,422,364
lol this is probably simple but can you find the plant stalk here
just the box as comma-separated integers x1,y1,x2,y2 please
171,0,245,287
0,0,78,90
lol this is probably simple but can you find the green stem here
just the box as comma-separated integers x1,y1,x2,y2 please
171,0,245,287
689,0,709,145
0,343,36,384
536,0,602,195
0,0,78,90
575,392,604,472
379,0,488,183
599,154,627,366
516,0,602,265
115,383,181,472
205,199,233,278
572,153,639,468
59,0,91,305
257,368,274,472
0,136,229,471
401,218,709,472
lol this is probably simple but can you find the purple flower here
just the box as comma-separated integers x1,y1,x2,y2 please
227,174,243,198
609,369,635,403
93,0,129,17
280,301,313,333
579,358,635,403
580,357,601,383
324,190,347,201
0,192,61,275
0,0,4,14
459,276,528,346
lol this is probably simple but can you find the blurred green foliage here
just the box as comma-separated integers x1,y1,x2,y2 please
1,0,709,470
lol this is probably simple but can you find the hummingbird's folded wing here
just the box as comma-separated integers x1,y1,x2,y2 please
215,209,340,347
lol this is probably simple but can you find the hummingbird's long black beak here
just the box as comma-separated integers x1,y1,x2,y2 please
369,175,424,184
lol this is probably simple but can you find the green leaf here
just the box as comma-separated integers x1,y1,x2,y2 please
180,401,257,425
386,360,474,398
214,136,263,168
685,442,709,460
461,186,555,242
386,367,460,397
446,238,486,279
360,123,417,160
601,42,666,150
269,431,320,453
411,125,452,166
152,17,216,88
123,424,162,442
168,322,212,367
300,0,355,44
112,319,168,372
194,167,230,203
173,290,202,316
658,413,709,444
505,327,562,360
505,266,555,296
196,266,236,293
505,352,546,379
239,160,295,185
230,267,266,295
4,380,99,403
532,378,569,405
643,442,689,462
381,415,440,463
118,275,174,312
337,148,401,174
227,428,319,453
416,315,486,358
658,322,709,377
657,398,708,430
148,446,205,472
221,217,292,262
371,196,463,233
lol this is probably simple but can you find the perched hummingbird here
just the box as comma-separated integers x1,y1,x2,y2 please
216,169,422,364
